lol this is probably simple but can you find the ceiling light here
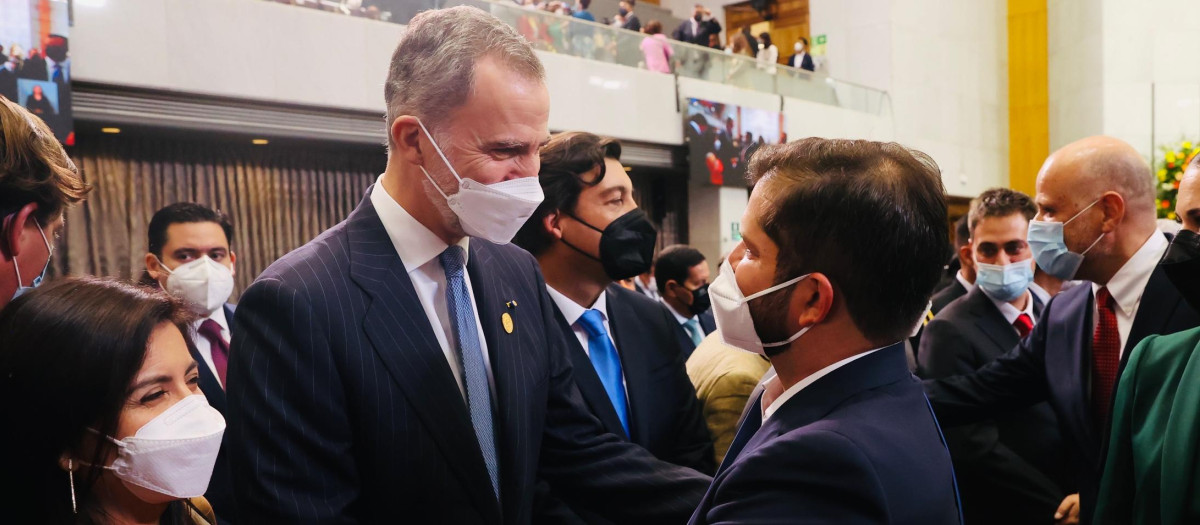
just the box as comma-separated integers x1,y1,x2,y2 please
252,139,269,145
101,127,120,134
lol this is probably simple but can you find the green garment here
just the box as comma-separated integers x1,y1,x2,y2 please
1096,326,1200,525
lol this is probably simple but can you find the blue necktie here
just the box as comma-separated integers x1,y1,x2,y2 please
684,318,704,347
577,309,630,437
439,245,500,500
52,65,63,83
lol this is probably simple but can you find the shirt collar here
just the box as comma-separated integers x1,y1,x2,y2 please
989,290,1035,325
370,175,469,273
192,304,230,333
546,286,607,326
660,297,696,325
956,270,975,292
1091,231,1168,317
761,346,886,421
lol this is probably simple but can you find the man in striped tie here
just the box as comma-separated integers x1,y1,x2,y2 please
918,187,1072,524
225,6,710,524
143,201,238,522
925,136,1200,525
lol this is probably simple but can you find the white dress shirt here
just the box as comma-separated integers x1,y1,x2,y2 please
370,176,494,401
1028,282,1051,305
190,306,231,387
956,270,976,292
45,57,68,82
989,290,1036,329
1090,231,1169,357
662,297,699,328
545,286,628,395
761,347,885,422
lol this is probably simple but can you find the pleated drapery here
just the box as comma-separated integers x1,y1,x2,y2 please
59,134,383,301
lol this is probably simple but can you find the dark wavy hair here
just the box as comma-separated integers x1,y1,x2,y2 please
0,276,199,523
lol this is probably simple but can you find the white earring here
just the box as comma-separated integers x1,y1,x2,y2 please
68,458,77,514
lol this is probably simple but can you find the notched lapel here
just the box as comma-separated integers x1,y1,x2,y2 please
346,199,501,522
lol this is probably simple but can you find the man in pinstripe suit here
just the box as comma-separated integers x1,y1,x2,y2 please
225,6,709,524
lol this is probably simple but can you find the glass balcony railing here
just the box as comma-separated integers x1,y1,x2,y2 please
266,0,890,115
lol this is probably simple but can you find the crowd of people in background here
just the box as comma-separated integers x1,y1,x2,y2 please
4,5,1200,525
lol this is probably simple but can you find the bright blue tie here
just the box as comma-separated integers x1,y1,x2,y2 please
577,309,630,437
684,318,704,347
439,245,499,500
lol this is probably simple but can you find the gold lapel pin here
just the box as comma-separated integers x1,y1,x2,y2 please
502,312,515,334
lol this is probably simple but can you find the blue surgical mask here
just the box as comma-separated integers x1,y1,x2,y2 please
11,218,53,301
975,260,1034,302
1027,199,1105,280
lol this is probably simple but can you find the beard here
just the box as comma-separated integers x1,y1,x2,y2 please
747,285,794,345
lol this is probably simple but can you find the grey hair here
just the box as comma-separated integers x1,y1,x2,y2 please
384,6,545,148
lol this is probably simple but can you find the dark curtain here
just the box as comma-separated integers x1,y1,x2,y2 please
59,133,384,301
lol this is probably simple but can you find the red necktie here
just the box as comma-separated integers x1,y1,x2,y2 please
1091,288,1121,430
1012,313,1033,338
198,319,230,389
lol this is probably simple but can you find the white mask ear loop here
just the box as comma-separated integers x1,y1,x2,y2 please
415,118,462,202
742,272,811,302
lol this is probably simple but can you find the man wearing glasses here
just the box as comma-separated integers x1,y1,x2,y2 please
919,188,1072,525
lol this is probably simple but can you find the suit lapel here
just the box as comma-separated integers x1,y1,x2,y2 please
550,293,628,437
1053,285,1097,456
466,242,539,509
607,287,652,443
1125,265,1183,359
346,195,501,522
966,290,1019,354
739,344,910,456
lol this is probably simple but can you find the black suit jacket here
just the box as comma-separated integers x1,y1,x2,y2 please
909,278,969,360
188,303,237,523
924,259,1200,524
550,285,714,474
787,52,814,71
919,288,1072,524
671,19,721,46
227,192,710,524
670,307,716,359
621,14,641,32
690,344,961,524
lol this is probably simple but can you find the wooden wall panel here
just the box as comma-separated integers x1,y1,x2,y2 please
723,0,810,64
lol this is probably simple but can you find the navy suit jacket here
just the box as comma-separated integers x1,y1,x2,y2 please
226,193,710,524
690,344,961,524
671,307,716,360
925,261,1200,524
919,289,1071,524
188,303,236,523
551,285,714,474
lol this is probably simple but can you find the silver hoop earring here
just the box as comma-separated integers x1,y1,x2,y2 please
68,458,77,514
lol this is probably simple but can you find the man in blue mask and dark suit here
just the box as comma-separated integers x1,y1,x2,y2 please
919,187,1072,525
924,136,1200,525
225,7,710,523
689,138,961,524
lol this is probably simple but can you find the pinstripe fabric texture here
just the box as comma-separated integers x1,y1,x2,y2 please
226,189,711,524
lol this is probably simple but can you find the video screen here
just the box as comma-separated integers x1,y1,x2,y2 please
684,98,786,186
1,0,73,143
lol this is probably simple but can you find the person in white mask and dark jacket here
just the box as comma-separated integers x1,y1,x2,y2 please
142,202,238,523
0,276,225,524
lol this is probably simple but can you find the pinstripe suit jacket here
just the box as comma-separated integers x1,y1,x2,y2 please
226,192,710,524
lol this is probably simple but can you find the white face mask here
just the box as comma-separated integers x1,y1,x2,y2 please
158,255,234,316
709,258,812,356
416,119,545,245
90,395,226,499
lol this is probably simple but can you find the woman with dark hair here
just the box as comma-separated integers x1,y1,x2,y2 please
0,277,223,524
755,31,778,73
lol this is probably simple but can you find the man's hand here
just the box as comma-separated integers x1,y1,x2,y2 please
1054,493,1080,525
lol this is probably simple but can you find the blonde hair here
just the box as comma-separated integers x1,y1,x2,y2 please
0,96,89,222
